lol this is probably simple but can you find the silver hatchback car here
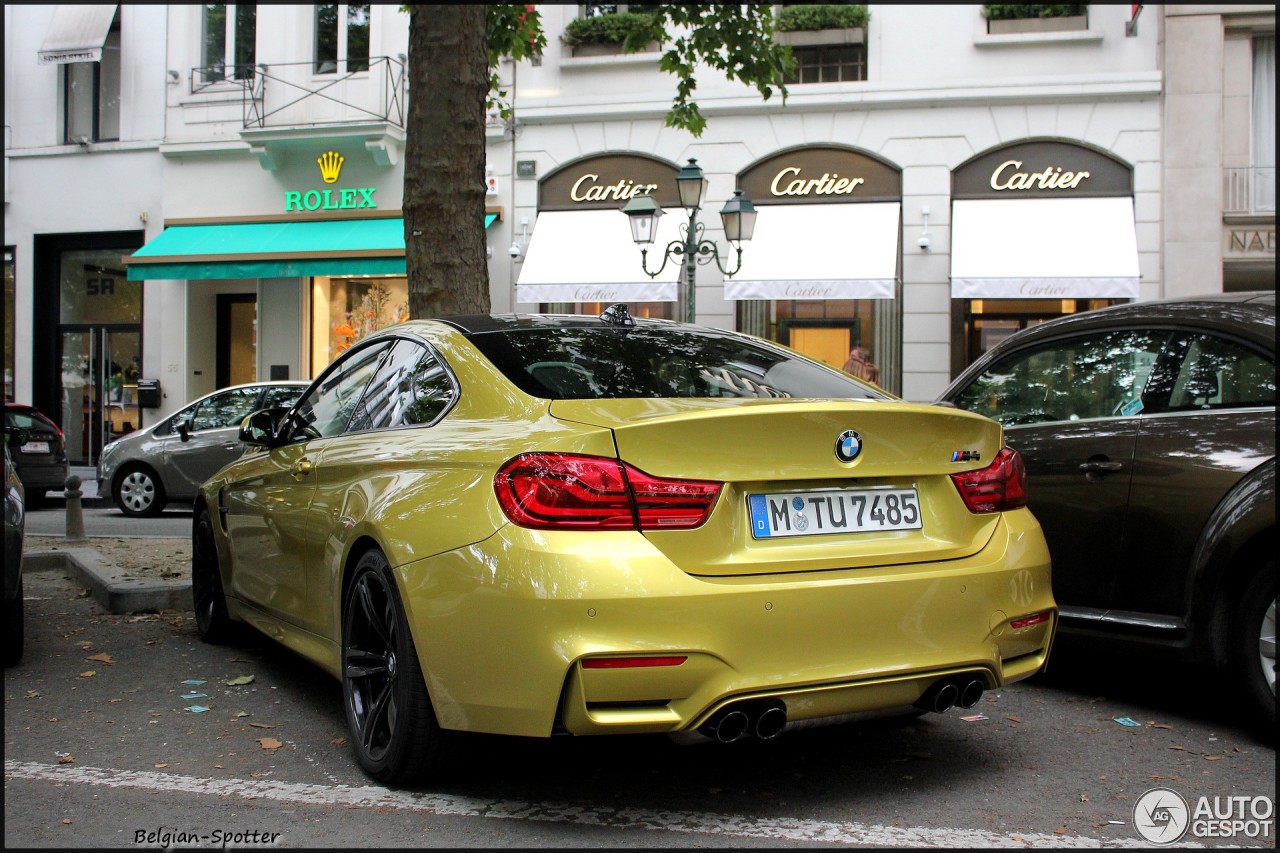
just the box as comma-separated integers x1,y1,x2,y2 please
98,381,309,517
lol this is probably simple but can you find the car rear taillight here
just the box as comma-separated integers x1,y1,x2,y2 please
950,447,1028,514
494,453,722,531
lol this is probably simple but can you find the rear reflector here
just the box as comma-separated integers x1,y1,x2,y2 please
495,453,721,531
581,656,688,669
1010,612,1050,630
950,446,1028,514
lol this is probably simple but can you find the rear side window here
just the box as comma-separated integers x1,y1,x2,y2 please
466,326,889,401
189,388,262,431
1162,334,1276,411
345,340,457,432
261,384,307,409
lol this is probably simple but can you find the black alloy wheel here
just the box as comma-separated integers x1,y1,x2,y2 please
192,507,235,644
342,548,454,784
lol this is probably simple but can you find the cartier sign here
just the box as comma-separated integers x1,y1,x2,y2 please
989,160,1091,191
539,155,680,211
954,140,1131,200
741,147,900,205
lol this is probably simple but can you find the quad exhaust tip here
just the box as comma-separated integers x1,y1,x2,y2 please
699,699,788,743
914,677,985,714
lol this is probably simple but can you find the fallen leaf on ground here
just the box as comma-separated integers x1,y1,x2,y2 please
57,755,74,764
85,653,114,664
1168,745,1186,751
248,722,275,729
257,737,283,750
331,737,347,746
154,763,168,768
1203,755,1223,761
79,671,96,678
1006,715,1022,723
226,675,255,686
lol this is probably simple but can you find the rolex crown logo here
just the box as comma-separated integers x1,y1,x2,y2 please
318,151,345,184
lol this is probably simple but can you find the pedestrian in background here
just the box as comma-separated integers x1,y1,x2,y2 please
842,346,880,387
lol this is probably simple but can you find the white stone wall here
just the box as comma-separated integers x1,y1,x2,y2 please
506,4,1163,401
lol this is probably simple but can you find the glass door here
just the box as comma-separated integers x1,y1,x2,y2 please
59,327,141,466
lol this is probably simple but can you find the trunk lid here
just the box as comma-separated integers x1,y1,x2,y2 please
549,398,1009,577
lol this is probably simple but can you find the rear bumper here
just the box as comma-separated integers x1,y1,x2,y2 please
15,463,70,492
396,508,1055,739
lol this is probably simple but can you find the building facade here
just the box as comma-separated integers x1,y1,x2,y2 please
4,5,1275,468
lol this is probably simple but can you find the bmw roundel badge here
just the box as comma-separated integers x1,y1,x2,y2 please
835,429,863,463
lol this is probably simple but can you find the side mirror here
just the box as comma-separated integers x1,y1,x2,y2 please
238,407,289,448
177,420,192,442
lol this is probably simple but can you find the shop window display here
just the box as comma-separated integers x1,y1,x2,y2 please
313,277,409,372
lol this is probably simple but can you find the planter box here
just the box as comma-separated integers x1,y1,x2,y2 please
987,15,1087,34
776,27,865,47
571,41,659,57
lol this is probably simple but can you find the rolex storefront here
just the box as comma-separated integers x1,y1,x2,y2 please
123,142,499,417
124,147,411,401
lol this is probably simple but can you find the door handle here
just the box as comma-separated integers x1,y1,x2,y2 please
291,458,314,479
1079,460,1123,473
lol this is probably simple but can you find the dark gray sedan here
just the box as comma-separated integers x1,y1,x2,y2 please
97,381,309,517
5,443,24,667
936,291,1275,733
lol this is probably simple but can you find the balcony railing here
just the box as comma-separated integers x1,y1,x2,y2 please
190,55,407,131
1224,166,1276,215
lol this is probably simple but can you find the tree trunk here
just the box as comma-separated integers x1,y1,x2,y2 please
404,5,490,319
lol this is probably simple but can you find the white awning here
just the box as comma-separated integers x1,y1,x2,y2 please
515,209,683,304
723,202,901,300
39,5,118,64
951,197,1140,299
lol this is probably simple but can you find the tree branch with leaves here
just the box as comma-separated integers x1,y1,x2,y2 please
401,3,795,318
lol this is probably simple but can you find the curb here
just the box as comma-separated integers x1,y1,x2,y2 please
24,549,190,615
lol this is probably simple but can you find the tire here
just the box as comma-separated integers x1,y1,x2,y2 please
4,576,24,667
1230,563,1277,734
192,507,236,645
115,465,166,518
342,548,455,785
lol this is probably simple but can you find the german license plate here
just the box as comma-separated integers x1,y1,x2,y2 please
20,441,50,454
748,488,922,539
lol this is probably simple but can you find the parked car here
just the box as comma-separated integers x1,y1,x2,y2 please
98,381,310,517
936,291,1275,730
193,306,1056,785
3,402,71,508
5,443,25,667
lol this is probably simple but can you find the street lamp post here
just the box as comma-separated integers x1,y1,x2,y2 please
621,158,757,324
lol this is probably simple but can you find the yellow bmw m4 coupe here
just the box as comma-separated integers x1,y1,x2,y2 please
193,305,1056,785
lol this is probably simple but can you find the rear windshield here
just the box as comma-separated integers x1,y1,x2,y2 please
464,325,891,401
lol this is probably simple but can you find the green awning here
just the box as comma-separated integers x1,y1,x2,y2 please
126,213,500,281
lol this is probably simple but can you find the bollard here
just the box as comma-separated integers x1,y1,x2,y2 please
64,473,87,542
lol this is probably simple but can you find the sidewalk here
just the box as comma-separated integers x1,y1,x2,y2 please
69,465,105,505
